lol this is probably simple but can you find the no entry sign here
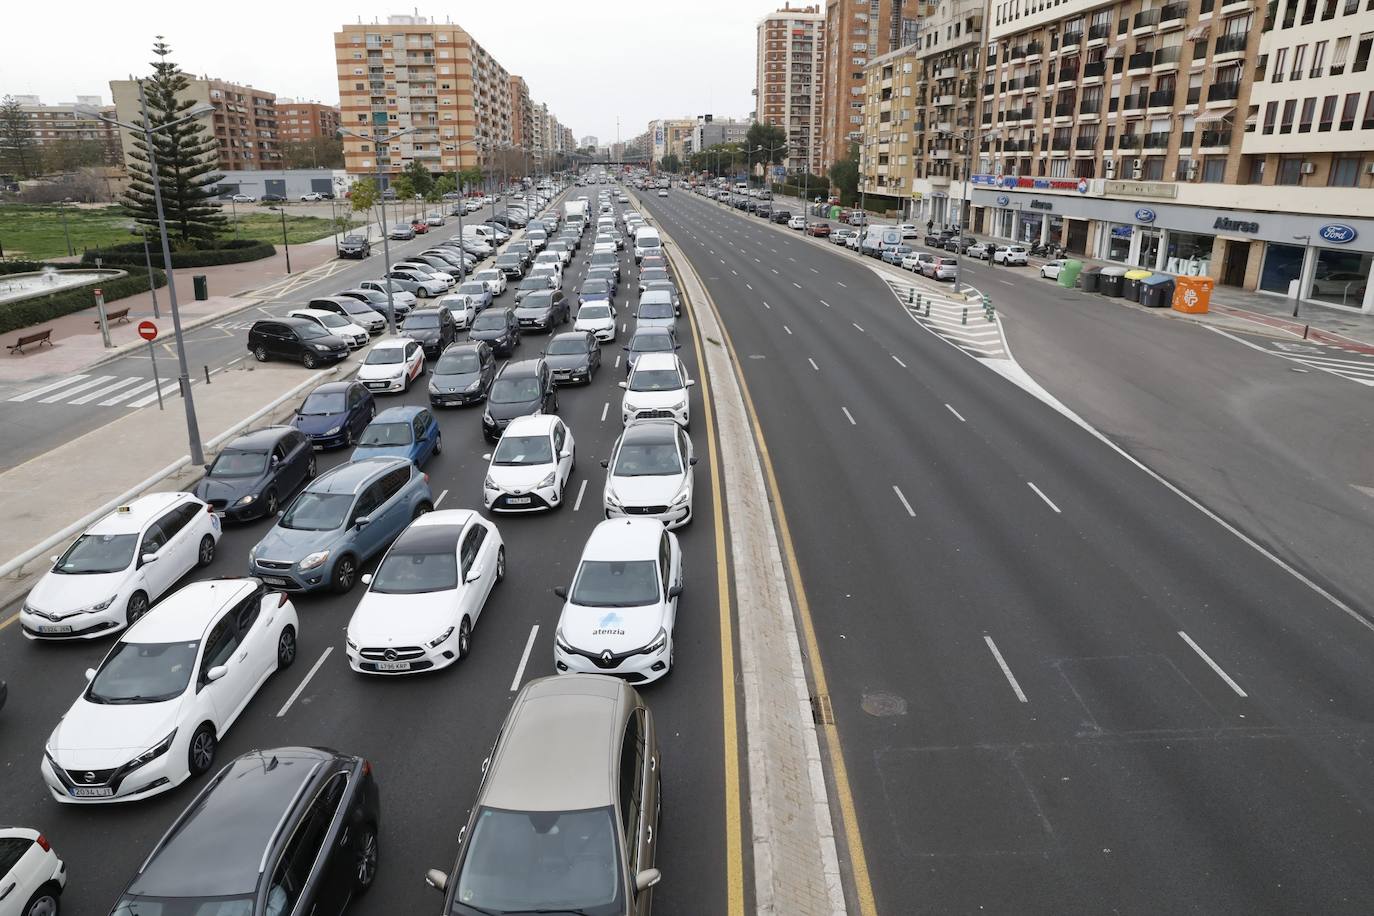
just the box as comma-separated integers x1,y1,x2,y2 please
138,320,158,341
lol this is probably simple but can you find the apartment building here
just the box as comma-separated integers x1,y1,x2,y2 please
691,115,752,154
859,0,984,223
965,0,1373,308
648,118,697,162
111,77,280,171
756,4,827,174
510,76,533,150
581,135,599,149
275,100,340,142
7,96,122,163
821,0,925,171
334,15,514,182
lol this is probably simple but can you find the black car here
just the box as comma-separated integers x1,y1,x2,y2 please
429,341,497,407
469,306,521,356
261,193,287,202
924,232,947,247
247,317,350,369
110,747,380,916
623,326,680,374
771,210,792,224
589,251,621,282
401,308,458,358
542,330,601,385
291,380,376,449
482,359,557,441
514,289,570,331
946,235,976,253
193,426,316,520
495,252,526,280
337,234,371,258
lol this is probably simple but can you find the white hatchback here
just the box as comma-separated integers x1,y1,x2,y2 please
0,827,65,916
603,419,696,529
41,578,299,803
620,352,693,428
21,493,220,641
574,302,617,342
358,337,425,393
437,293,478,331
346,510,505,675
788,216,807,230
483,415,576,513
472,269,506,296
288,308,368,349
553,518,682,684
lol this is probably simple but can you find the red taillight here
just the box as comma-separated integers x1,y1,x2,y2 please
423,473,430,483
206,503,216,513
35,834,50,852
277,593,289,608
362,759,372,777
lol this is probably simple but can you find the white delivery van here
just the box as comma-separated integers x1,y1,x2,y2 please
633,227,663,264
860,225,902,258
462,224,499,245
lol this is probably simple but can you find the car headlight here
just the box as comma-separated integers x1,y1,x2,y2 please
483,475,498,490
642,628,668,655
346,636,358,652
427,627,455,649
299,550,330,571
482,412,494,425
63,595,118,617
604,489,621,508
314,343,331,352
236,494,257,506
537,472,556,489
125,729,177,772
466,380,483,392
554,628,575,652
325,426,341,436
670,488,690,507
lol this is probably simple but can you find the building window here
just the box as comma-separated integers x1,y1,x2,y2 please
1291,44,1307,78
1263,100,1279,133
1355,32,1373,71
1319,94,1338,129
1245,155,1266,183
1311,40,1329,76
1331,36,1350,74
1276,155,1305,184
1329,155,1363,185
1299,97,1317,130
1143,156,1166,180
1202,156,1228,182
1272,46,1288,81
1280,98,1297,132
1365,91,1374,127
1341,92,1360,128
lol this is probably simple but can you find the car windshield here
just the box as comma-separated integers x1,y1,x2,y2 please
54,532,137,575
453,806,622,914
629,368,683,392
358,422,413,446
457,283,486,295
493,435,554,466
209,450,268,478
614,442,682,476
299,391,346,415
519,277,550,290
475,271,500,282
298,324,328,340
370,548,458,594
591,254,615,265
578,305,611,320
638,302,674,319
437,351,480,374
393,224,411,231
313,312,348,329
521,293,553,309
365,348,405,365
546,337,587,356
472,312,507,331
570,559,660,607
343,300,376,313
112,894,255,915
489,377,541,404
403,314,440,330
87,640,200,704
278,492,353,531
344,235,365,243
631,333,673,353
581,281,610,295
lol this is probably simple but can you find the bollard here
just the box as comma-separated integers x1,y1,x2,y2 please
915,292,923,309
204,365,211,385
961,307,968,325
908,288,914,304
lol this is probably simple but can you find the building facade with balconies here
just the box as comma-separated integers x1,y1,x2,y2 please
275,100,341,143
757,4,828,174
112,77,280,172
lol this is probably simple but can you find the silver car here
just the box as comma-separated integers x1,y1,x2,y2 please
634,291,677,331
425,675,661,915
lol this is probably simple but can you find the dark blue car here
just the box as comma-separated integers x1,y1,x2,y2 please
291,380,375,449
350,405,442,468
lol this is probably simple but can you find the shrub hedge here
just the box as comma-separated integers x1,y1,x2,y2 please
0,262,167,336
80,237,276,269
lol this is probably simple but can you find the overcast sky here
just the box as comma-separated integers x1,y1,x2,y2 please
1,1,773,143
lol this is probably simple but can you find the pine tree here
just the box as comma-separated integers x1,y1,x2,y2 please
0,95,38,179
121,38,226,242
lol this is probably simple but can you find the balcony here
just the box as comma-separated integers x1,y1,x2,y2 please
1186,86,1202,105
931,148,952,160
1134,8,1161,32
1128,51,1154,73
1118,134,1143,150
1144,131,1171,147
1083,60,1107,80
1148,87,1177,108
1009,46,1026,60
1088,22,1112,41
935,94,956,106
1052,137,1072,150
938,65,958,80
1080,98,1102,115
1062,29,1084,47
1160,2,1189,26
1026,41,1044,59
1123,90,1149,111
1213,33,1247,56
1199,128,1231,147
1206,81,1240,102
1075,134,1099,150
1055,101,1077,117
1154,46,1182,69
1057,66,1080,83
984,83,995,95
986,51,998,68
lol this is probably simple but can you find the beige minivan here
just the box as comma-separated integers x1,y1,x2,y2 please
426,674,662,915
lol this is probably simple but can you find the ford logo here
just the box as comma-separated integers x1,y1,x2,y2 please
1318,223,1358,244
996,194,1010,206
1135,208,1156,223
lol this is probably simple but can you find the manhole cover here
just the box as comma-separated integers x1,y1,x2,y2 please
861,691,907,717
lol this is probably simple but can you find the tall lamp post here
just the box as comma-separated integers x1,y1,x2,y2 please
268,205,292,274
59,198,74,257
85,91,215,466
451,135,488,281
753,144,786,219
934,127,996,296
340,124,418,334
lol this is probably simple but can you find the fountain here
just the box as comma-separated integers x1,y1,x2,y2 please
0,267,126,304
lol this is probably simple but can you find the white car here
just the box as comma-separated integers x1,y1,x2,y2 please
603,420,695,529
898,223,919,239
288,307,368,349
900,252,935,273
20,493,220,641
553,518,682,683
995,245,1029,266
0,827,65,915
788,216,807,230
966,242,991,260
472,268,506,296
395,263,455,289
929,257,958,281
41,578,299,804
574,301,616,342
532,251,564,276
592,240,616,256
620,352,693,428
483,415,576,513
300,192,325,202
230,193,255,203
436,293,478,331
1041,259,1067,280
358,336,425,393
345,510,504,675
657,189,669,198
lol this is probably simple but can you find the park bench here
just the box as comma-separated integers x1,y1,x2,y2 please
7,329,53,354
95,307,131,326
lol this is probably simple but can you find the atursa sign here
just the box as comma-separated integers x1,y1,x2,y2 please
1213,216,1260,233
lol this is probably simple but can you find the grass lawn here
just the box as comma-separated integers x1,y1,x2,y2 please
0,203,361,261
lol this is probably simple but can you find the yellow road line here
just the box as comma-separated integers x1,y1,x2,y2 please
678,227,880,916
680,240,746,916
0,611,18,632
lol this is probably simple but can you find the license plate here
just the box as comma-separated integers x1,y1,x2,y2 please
375,660,411,671
313,445,324,451
37,624,72,634
214,510,227,518
506,496,532,505
70,786,113,798
261,576,289,586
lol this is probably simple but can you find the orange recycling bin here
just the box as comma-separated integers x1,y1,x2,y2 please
1172,276,1214,314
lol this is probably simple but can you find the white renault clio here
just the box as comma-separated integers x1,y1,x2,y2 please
42,577,299,804
20,493,221,641
553,518,683,684
346,510,505,675
619,352,693,428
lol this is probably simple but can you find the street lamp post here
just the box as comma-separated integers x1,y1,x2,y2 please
86,88,215,466
934,127,996,296
1291,234,1311,317
753,144,786,219
340,125,418,334
451,135,488,282
141,228,161,319
268,205,292,274
59,198,74,257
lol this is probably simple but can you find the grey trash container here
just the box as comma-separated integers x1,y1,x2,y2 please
1139,274,1176,307
192,274,209,301
1099,267,1127,296
1078,266,1101,293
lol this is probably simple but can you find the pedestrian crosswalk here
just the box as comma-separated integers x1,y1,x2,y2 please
882,277,1010,360
7,373,191,409
1209,331,1374,387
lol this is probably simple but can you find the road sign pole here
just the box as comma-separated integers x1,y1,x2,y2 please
94,288,112,348
149,338,164,410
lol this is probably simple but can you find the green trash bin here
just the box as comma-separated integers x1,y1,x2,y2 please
1058,259,1083,288
192,274,209,301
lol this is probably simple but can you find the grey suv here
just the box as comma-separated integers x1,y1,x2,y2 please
248,457,433,594
425,675,661,915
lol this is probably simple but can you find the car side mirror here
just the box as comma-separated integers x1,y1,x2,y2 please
355,515,372,529
465,568,483,583
553,585,568,599
635,868,662,892
600,459,609,468
425,869,449,892
686,379,696,387
207,665,228,682
669,583,684,599
618,381,628,389
85,667,97,681
140,551,160,565
361,573,373,585
689,456,698,466
203,463,213,473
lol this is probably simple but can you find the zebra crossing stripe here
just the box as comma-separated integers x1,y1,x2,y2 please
68,377,145,405
127,377,193,409
38,375,116,403
101,380,160,406
8,374,90,402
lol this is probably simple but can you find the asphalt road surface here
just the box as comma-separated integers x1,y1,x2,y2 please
641,187,1374,915
0,190,734,915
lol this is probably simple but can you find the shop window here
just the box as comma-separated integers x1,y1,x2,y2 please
1260,242,1305,293
1202,156,1228,182
1328,155,1362,186
1165,231,1216,274
1310,248,1372,307
1276,155,1305,184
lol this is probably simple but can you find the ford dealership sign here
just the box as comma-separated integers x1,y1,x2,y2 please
1135,208,1156,223
1317,224,1358,244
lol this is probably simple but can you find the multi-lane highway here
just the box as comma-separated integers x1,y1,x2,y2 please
639,187,1374,914
0,186,736,915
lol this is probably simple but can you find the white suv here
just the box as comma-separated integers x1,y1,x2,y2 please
21,493,221,640
553,518,683,683
620,352,693,428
